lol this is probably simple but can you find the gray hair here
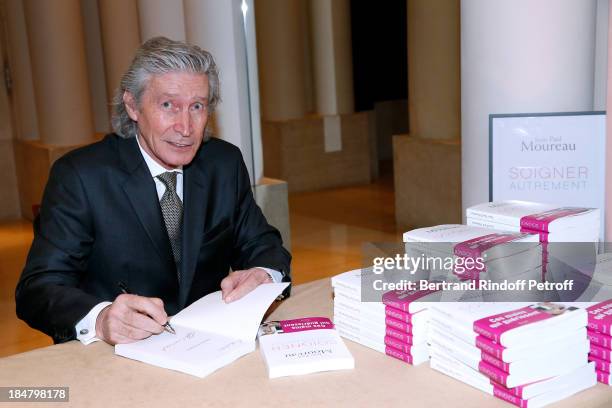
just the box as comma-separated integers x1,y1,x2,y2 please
111,36,220,139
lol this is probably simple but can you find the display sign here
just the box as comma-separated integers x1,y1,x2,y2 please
489,111,606,239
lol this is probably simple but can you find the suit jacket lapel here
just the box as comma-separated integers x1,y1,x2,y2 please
179,159,209,308
118,137,175,269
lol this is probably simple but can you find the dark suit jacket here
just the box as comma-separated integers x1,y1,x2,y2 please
16,134,291,343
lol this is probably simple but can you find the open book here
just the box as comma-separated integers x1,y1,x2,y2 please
115,282,289,377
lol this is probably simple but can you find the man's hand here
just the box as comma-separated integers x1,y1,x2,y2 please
95,294,168,345
221,268,273,303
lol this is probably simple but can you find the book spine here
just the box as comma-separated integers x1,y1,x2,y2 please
587,330,612,349
590,356,612,374
481,350,510,373
385,345,414,364
385,316,412,333
520,207,592,232
385,305,412,323
475,335,505,360
596,370,611,385
384,336,413,354
382,299,409,313
478,361,510,387
587,300,612,335
492,385,528,408
385,327,413,344
590,344,612,363
489,379,525,399
587,321,612,335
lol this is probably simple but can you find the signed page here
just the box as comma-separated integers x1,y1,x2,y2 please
114,283,289,377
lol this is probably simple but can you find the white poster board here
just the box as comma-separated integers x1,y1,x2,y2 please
489,112,606,240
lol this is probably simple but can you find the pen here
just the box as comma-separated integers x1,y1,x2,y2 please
117,281,176,335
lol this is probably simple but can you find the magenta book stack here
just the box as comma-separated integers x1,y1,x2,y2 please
429,302,596,408
586,300,612,386
466,201,600,280
331,269,434,365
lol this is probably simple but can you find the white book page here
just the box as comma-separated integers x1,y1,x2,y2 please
171,282,289,341
117,324,245,363
115,324,255,377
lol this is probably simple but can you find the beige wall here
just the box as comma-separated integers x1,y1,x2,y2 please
407,0,461,140
393,135,462,228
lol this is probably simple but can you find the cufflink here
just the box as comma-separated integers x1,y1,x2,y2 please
79,329,89,335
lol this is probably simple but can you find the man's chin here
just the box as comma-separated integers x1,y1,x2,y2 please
160,153,196,169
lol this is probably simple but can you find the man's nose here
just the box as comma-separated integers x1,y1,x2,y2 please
173,109,191,136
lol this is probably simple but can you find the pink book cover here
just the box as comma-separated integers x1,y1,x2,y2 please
492,385,529,408
277,317,334,333
385,305,413,323
589,344,611,363
589,355,611,374
453,233,532,280
520,228,549,243
385,316,413,333
385,345,414,364
519,207,591,232
384,335,414,354
481,350,510,373
586,300,612,335
476,335,506,360
478,360,510,387
385,326,413,344
596,370,611,385
473,303,578,344
489,379,533,399
587,329,612,349
382,288,437,312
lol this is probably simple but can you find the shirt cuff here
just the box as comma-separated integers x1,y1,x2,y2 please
75,301,112,345
257,267,283,283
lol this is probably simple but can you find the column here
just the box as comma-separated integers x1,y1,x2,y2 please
461,0,596,212
184,0,260,183
138,0,186,42
309,0,354,116
81,0,110,133
98,0,141,103
255,0,308,121
407,0,460,139
605,0,612,240
4,0,38,140
23,0,94,145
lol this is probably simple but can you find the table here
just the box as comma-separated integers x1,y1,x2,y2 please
1,279,611,408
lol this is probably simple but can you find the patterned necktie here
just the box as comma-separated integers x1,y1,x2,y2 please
156,171,183,281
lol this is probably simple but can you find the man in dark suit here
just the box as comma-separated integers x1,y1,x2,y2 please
15,37,291,345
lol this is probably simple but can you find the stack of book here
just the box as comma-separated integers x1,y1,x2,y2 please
429,302,597,407
585,299,612,386
403,225,541,292
380,289,434,365
466,201,600,243
466,201,600,282
331,269,433,365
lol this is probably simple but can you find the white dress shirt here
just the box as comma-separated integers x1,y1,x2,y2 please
75,136,282,344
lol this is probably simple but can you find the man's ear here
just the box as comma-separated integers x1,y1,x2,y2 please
123,91,139,121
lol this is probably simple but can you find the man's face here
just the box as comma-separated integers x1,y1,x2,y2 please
124,71,209,169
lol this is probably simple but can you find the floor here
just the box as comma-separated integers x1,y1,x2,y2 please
0,169,401,357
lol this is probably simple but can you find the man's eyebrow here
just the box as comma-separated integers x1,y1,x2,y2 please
158,92,208,101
